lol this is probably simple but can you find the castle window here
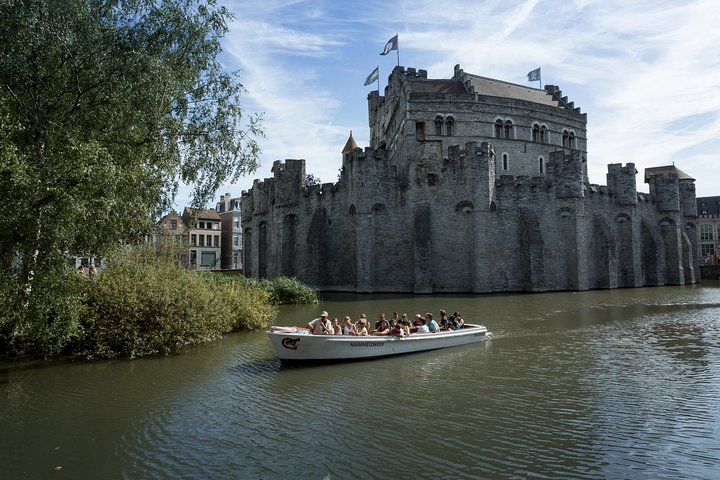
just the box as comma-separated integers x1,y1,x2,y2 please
349,205,356,215
700,224,714,241
373,203,386,214
540,125,547,143
415,121,425,140
495,120,503,138
435,116,443,135
538,156,544,173
502,153,509,171
455,201,473,213
532,123,540,142
504,120,513,139
569,131,575,148
562,129,575,148
428,173,438,186
445,116,454,136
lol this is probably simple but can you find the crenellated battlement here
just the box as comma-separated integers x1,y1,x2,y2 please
240,63,698,294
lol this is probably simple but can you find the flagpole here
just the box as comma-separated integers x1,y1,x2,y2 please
538,70,542,89
395,33,399,66
377,67,380,91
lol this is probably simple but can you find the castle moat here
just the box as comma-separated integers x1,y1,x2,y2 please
3,284,720,478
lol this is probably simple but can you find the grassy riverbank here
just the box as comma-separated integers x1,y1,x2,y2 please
0,247,317,360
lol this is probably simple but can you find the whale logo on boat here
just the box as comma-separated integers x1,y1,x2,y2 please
281,338,300,350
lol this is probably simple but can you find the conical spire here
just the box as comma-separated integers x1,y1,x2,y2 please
342,130,358,154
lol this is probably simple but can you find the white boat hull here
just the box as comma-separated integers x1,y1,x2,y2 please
266,324,489,361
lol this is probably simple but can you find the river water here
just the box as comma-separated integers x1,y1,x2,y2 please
2,284,720,479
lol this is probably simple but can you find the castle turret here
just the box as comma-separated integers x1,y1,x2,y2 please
607,163,638,206
645,165,694,213
549,150,584,199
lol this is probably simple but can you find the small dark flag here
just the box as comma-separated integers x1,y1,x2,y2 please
527,67,541,82
364,66,379,86
380,34,398,55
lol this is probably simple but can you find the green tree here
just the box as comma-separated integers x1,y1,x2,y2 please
0,0,262,351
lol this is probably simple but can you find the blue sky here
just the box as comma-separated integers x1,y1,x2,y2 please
177,0,720,207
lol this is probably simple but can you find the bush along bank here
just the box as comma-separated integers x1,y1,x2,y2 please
1,248,317,360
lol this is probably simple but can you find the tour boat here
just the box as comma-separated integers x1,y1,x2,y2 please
266,324,489,361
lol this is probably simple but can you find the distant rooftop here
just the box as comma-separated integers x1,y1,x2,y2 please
644,165,695,183
464,74,561,108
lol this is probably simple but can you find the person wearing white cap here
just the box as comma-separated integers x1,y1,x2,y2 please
307,311,332,334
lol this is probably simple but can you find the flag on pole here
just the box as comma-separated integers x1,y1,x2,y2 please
363,66,379,86
380,34,398,55
527,67,541,82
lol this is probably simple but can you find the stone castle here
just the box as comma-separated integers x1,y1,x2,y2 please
240,64,699,293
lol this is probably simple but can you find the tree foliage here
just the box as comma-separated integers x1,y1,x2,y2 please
0,0,262,346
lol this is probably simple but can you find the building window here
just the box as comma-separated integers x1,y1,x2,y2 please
190,250,197,266
700,224,714,241
569,131,575,148
170,219,177,230
532,123,540,142
233,219,240,229
349,204,356,215
428,173,438,186
701,243,715,259
199,235,205,246
502,153,509,171
495,120,503,138
434,116,443,135
504,120,513,139
562,129,575,148
539,157,544,173
540,125,546,143
212,222,220,230
214,235,219,247
233,235,240,247
201,251,216,267
191,234,197,246
445,116,454,136
199,221,205,229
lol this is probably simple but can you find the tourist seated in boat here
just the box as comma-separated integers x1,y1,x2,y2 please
415,317,430,334
426,313,440,333
389,318,406,336
409,314,422,333
439,309,451,330
372,313,388,333
399,317,411,336
354,317,369,336
372,319,390,336
452,312,464,330
307,311,333,335
331,317,342,335
342,316,355,335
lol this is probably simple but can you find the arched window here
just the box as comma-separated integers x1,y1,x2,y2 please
495,119,503,138
562,129,570,148
373,203,386,214
349,204,356,215
502,153,509,171
532,123,540,142
504,120,513,139
445,116,454,136
540,125,547,144
568,131,575,148
434,116,443,135
538,156,544,173
455,201,473,213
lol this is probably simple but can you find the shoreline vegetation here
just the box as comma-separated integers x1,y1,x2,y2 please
0,245,318,361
